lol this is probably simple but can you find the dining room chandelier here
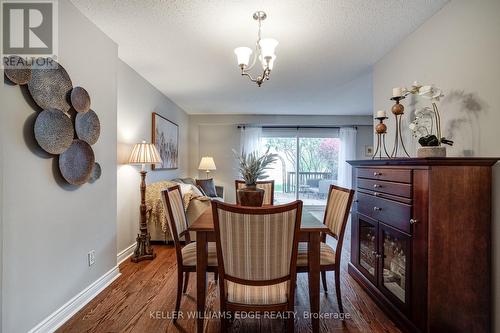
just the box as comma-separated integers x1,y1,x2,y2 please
234,11,278,87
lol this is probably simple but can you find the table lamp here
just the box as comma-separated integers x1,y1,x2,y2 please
198,157,216,178
128,140,162,262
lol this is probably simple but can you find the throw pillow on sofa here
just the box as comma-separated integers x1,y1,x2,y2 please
196,178,218,198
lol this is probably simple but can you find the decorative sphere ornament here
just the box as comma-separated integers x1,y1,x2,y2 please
392,103,404,115
376,123,387,134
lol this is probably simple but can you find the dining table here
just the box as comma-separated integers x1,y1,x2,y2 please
188,206,330,333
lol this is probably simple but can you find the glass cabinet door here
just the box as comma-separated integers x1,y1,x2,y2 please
357,215,378,283
379,223,411,311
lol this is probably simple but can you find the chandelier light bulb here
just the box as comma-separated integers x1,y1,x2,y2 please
260,54,276,70
234,47,253,67
258,38,279,59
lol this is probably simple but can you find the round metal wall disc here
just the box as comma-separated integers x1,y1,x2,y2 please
34,108,74,155
75,109,100,145
71,86,91,113
89,162,102,182
4,55,32,85
59,140,95,185
28,61,73,113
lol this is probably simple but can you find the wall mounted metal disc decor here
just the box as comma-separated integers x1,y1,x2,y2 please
89,162,102,182
34,108,74,155
28,62,73,113
5,56,103,186
75,109,100,145
71,86,91,113
4,55,32,85
59,140,95,185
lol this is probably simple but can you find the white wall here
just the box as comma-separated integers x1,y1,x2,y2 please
117,61,190,253
373,0,500,330
1,1,118,332
189,114,373,203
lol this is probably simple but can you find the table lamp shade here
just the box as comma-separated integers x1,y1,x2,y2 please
198,157,216,171
128,141,162,165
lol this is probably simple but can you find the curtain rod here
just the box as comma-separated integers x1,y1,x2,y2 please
237,125,358,130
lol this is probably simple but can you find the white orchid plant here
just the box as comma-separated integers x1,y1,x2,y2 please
401,82,453,147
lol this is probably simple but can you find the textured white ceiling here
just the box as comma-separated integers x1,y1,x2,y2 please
71,0,448,115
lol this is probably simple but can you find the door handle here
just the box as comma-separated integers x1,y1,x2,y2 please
410,219,418,224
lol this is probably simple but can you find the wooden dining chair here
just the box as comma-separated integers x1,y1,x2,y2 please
296,184,354,313
212,200,303,333
161,185,218,321
235,179,275,205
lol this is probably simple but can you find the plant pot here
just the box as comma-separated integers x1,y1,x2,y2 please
417,146,447,158
237,185,265,207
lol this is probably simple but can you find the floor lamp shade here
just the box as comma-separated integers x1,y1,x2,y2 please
128,141,162,165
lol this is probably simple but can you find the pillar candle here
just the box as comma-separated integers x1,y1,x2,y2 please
393,87,403,97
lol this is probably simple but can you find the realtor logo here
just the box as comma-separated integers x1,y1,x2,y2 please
1,0,58,66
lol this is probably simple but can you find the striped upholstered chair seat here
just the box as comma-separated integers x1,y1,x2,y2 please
296,242,336,266
295,184,354,314
212,200,302,332
181,242,218,266
225,280,289,305
161,185,219,322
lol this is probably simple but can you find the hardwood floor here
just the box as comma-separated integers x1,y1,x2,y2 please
59,222,400,333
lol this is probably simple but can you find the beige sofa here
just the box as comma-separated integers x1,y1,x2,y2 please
146,178,224,242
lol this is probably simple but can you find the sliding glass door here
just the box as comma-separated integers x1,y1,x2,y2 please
261,128,340,207
261,136,297,205
297,136,339,205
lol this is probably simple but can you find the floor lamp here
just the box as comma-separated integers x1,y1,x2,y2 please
128,141,162,262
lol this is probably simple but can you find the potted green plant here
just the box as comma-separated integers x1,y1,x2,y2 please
233,148,277,206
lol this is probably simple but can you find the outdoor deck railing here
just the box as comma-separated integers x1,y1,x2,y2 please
285,171,334,192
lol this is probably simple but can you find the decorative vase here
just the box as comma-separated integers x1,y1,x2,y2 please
417,146,446,158
237,184,265,207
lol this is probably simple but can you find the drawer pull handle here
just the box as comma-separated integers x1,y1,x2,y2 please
374,192,380,197
375,254,383,259
410,219,418,225
373,184,382,188
373,206,382,211
373,172,382,176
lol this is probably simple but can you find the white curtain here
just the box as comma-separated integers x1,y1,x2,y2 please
338,127,357,189
240,127,262,155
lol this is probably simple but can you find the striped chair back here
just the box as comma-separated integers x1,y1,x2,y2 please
323,185,355,239
235,180,275,205
161,185,188,244
213,201,302,282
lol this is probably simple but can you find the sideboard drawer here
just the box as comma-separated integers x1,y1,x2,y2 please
357,178,412,198
357,168,412,184
357,192,412,234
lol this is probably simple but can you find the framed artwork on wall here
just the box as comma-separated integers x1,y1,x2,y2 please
152,112,179,170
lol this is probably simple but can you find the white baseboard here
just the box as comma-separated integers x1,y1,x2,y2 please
28,266,121,333
117,243,136,265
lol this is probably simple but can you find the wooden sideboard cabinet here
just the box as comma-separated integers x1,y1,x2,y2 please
347,158,499,333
